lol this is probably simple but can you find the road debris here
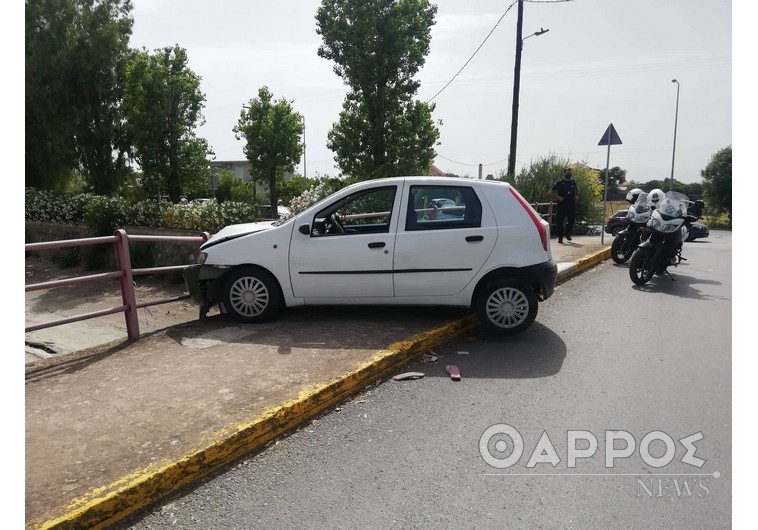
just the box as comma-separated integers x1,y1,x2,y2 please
421,352,438,363
393,372,425,381
445,365,461,381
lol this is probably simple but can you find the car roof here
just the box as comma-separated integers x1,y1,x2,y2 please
340,176,511,192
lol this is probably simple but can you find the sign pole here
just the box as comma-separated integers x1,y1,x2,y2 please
601,142,611,245
597,123,622,245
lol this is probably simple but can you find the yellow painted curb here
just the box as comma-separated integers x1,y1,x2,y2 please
33,314,479,530
558,247,611,283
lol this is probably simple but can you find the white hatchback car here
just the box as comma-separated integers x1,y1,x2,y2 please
184,177,557,335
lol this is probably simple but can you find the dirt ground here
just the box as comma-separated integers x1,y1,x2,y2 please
24,256,213,362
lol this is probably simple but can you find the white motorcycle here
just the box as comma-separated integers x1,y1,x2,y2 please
628,190,702,285
610,188,651,264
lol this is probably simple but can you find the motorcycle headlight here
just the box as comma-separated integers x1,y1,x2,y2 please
197,252,208,264
626,211,636,222
661,223,679,233
650,218,662,231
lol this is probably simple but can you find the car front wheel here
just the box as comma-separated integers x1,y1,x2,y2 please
475,278,538,335
222,266,283,323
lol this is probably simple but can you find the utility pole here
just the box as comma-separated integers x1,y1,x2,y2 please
507,0,524,179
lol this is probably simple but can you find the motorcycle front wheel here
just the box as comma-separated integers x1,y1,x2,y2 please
629,248,655,285
611,233,633,264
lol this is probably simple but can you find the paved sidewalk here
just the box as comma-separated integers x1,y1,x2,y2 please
25,235,609,529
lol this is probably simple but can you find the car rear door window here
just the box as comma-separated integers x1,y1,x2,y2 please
405,185,482,231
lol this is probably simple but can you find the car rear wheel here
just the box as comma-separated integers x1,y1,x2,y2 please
611,225,623,236
475,278,538,335
222,266,283,323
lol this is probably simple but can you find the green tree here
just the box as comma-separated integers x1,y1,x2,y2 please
233,87,304,218
681,181,703,198
598,166,626,195
25,0,134,192
214,170,253,203
122,46,212,202
701,145,732,223
316,0,440,180
278,175,315,207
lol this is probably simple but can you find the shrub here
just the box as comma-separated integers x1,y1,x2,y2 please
83,195,130,235
25,188,93,225
502,155,603,233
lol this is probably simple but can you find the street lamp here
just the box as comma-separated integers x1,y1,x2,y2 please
670,79,680,192
507,0,549,178
298,114,307,179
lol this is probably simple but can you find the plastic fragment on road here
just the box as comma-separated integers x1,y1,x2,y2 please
393,372,425,381
446,365,461,381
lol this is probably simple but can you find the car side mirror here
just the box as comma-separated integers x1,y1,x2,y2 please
299,224,310,235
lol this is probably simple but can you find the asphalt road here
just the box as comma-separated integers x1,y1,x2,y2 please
121,231,732,530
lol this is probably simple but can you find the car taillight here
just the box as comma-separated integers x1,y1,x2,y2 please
509,187,547,252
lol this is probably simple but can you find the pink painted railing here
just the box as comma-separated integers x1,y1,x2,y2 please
25,229,210,341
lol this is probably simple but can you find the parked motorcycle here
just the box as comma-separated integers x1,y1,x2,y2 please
611,188,651,264
628,190,702,285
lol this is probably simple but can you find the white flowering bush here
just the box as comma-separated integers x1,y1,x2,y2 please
289,181,340,215
26,188,93,224
25,187,267,234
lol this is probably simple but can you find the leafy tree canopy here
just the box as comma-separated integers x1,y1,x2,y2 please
122,45,212,203
233,86,304,217
598,166,626,195
316,0,440,179
701,145,732,222
26,0,134,193
627,178,704,198
214,170,253,203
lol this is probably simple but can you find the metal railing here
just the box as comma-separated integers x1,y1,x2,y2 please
531,202,555,226
25,229,210,341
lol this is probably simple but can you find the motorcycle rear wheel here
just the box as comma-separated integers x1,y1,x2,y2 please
611,233,634,264
629,248,655,285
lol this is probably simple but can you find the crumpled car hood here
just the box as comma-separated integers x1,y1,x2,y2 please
201,221,277,249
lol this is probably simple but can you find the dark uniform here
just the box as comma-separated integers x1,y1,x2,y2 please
550,174,578,242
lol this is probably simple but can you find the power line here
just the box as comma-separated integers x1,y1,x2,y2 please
437,154,511,167
426,1,519,103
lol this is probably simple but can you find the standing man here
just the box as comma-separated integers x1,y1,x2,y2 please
548,167,579,243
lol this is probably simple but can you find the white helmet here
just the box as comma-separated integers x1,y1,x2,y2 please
648,188,665,206
625,188,643,204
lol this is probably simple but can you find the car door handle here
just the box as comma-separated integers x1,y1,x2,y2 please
368,242,386,249
465,235,484,243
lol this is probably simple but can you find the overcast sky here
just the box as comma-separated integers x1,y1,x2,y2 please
127,0,733,184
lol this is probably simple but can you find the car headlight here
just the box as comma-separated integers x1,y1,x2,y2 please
197,252,208,264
